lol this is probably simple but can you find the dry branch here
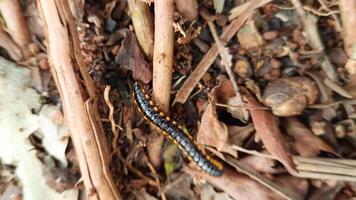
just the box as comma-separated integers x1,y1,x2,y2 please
148,0,175,168
37,0,121,199
152,0,174,112
128,0,154,59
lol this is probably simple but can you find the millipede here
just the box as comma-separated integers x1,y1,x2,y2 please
133,82,223,176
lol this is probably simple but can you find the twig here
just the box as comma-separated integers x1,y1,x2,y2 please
103,86,120,149
128,0,154,59
232,145,277,159
303,6,339,17
37,1,121,199
316,0,342,32
147,161,167,200
216,102,271,110
148,0,175,169
152,0,174,112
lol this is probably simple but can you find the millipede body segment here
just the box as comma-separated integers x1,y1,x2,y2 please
133,82,223,176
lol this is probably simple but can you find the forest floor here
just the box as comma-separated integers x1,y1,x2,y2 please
1,0,356,200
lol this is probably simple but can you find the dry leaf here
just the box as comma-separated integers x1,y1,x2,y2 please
200,184,232,200
283,117,337,157
211,79,236,103
237,21,264,49
228,124,254,146
211,79,248,120
197,99,237,157
116,29,152,83
186,167,281,200
239,154,286,174
273,176,309,200
262,76,319,116
244,90,297,174
164,175,197,200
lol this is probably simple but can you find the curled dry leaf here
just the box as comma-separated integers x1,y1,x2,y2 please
116,29,152,83
211,79,246,120
211,79,236,102
283,117,337,157
197,98,237,157
185,167,281,200
244,90,297,174
263,76,319,116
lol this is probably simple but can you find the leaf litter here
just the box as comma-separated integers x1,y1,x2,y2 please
2,0,356,199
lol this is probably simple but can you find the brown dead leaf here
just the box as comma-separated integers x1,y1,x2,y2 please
116,29,152,83
228,124,254,146
211,79,236,103
283,117,338,157
237,21,264,49
244,90,297,174
197,98,237,157
185,167,281,200
211,79,248,120
164,174,197,200
239,154,286,174
273,176,309,200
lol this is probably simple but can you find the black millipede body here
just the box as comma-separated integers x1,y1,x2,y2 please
133,82,223,176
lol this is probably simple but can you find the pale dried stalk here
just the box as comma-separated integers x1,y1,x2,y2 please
174,0,262,104
37,0,121,199
128,0,154,59
232,143,356,182
152,0,174,112
0,0,30,48
103,86,119,149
